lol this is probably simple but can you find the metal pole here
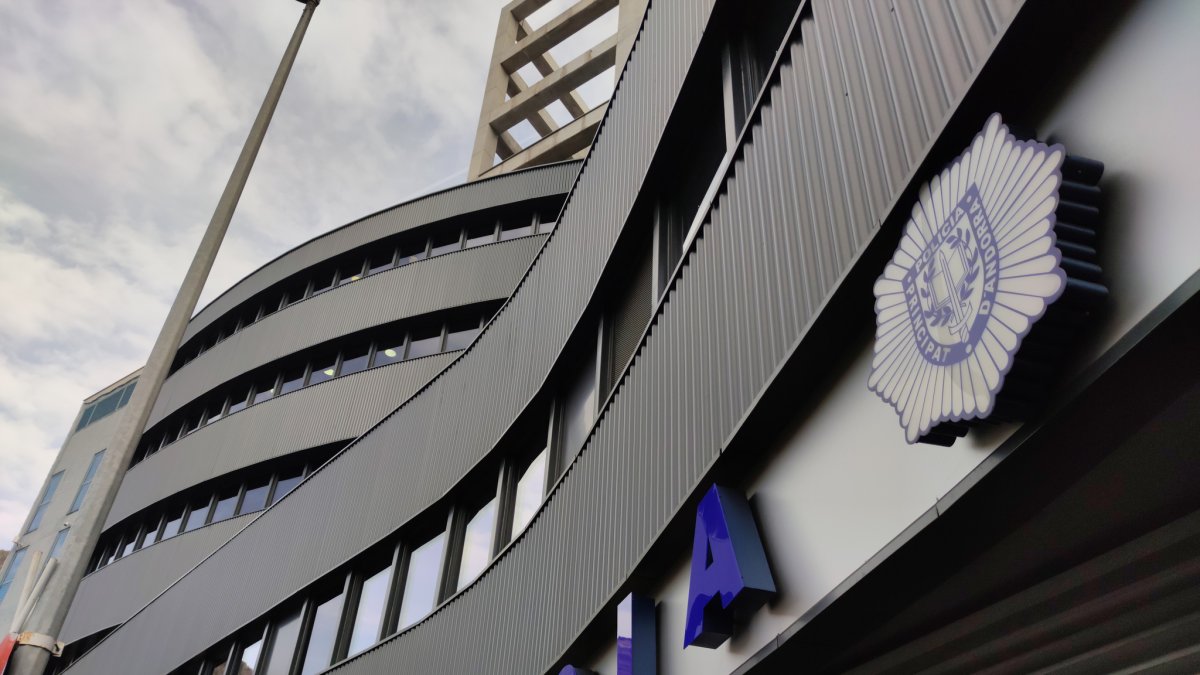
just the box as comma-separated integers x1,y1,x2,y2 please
6,2,319,672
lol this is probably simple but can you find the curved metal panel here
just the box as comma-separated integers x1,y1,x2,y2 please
62,514,253,644
107,353,459,529
150,236,545,430
64,0,1023,672
182,162,579,343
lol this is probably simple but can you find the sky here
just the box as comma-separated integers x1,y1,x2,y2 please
0,0,617,546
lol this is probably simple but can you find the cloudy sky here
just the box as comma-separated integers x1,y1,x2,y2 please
0,0,615,545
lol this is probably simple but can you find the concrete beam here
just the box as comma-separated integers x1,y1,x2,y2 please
481,103,606,178
468,5,521,179
520,22,591,118
500,0,619,73
505,0,555,23
507,72,559,137
489,33,617,133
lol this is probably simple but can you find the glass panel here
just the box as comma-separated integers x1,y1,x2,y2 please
310,270,335,296
396,240,427,266
278,368,305,396
300,591,345,675
398,532,446,629
308,358,337,386
161,510,184,541
49,528,70,559
464,227,496,249
444,326,481,351
500,221,534,240
141,518,160,548
512,450,547,537
561,348,598,458
205,400,225,426
69,451,105,513
117,381,136,407
539,220,557,233
348,565,392,655
252,376,277,405
240,479,271,514
366,249,395,276
272,469,304,505
338,261,364,285
457,498,497,589
260,296,281,319
282,279,310,308
263,609,302,675
119,533,137,558
184,499,212,532
182,413,202,436
210,656,229,675
227,387,251,416
372,339,405,367
429,231,461,257
0,548,27,602
339,345,370,377
212,490,239,523
406,328,442,360
238,634,264,674
28,471,63,531
76,404,96,431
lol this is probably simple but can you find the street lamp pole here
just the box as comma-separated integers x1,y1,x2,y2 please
6,2,319,673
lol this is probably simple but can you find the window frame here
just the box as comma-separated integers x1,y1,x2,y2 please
27,469,65,532
68,450,106,514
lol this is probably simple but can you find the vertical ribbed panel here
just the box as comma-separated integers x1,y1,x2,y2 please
61,514,253,644
65,0,1023,673
150,236,544,429
182,162,579,343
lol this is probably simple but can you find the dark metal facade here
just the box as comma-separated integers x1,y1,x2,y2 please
64,0,1029,672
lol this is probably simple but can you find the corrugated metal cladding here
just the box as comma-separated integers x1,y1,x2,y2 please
181,162,579,343
150,236,544,430
105,353,458,529
61,515,254,644
65,0,1023,672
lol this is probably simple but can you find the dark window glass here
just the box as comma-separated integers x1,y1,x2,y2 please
182,413,202,436
338,261,364,286
348,564,392,655
204,400,226,426
560,343,599,458
69,450,105,513
76,404,96,432
27,471,63,532
281,278,310,308
398,531,446,628
444,321,481,351
310,270,335,296
512,450,548,538
457,498,497,589
263,608,302,675
396,239,428,266
406,327,442,360
118,381,136,407
237,633,264,674
119,531,137,558
184,498,212,532
272,469,304,505
500,217,535,240
429,230,462,257
464,225,496,249
372,338,405,367
212,489,239,524
252,375,278,405
102,544,117,567
366,248,396,276
90,389,121,421
300,591,345,675
215,328,228,344
260,295,281,319
210,655,229,675
161,509,184,541
339,345,370,377
279,368,306,396
240,478,270,514
141,517,160,548
308,357,337,385
227,387,251,415
110,535,127,560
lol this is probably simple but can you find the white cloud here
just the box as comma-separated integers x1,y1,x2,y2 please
0,0,504,544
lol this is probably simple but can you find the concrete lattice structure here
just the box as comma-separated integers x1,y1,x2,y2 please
466,0,647,180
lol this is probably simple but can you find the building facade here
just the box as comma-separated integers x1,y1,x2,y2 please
13,0,1200,673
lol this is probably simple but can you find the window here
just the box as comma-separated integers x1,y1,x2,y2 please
262,608,302,675
339,344,371,377
49,527,70,559
279,367,306,396
212,488,240,524
559,333,600,461
308,356,337,386
161,508,185,541
511,450,548,538
75,381,136,432
272,468,304,505
310,269,335,296
182,413,202,437
397,531,446,629
260,295,282,320
184,497,212,532
366,248,396,276
240,478,271,514
429,230,462,257
348,563,392,655
118,530,138,558
457,498,497,589
500,216,535,240
226,386,251,416
406,326,443,360
141,516,161,548
338,261,364,286
69,450,106,514
444,318,482,352
236,632,265,675
28,470,64,532
372,338,405,367
0,548,28,603
300,590,345,675
204,399,226,426
396,239,427,267
252,375,278,405
464,223,497,249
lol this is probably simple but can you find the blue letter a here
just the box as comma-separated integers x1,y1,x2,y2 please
683,484,775,649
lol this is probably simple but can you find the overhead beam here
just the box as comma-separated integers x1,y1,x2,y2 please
501,0,619,73
489,34,617,133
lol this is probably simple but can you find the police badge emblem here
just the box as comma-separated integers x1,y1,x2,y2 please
869,113,1095,444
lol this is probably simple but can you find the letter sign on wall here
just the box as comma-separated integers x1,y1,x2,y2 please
683,485,775,649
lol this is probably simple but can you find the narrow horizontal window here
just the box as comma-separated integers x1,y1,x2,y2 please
252,376,278,405
372,339,405,367
240,478,271,515
338,261,364,286
184,498,212,532
406,328,442,360
310,270,335,296
226,387,251,416
339,345,371,377
429,231,462,257
140,517,160,548
444,323,481,352
366,249,396,276
279,368,306,396
272,469,304,505
212,489,239,524
308,357,337,386
161,509,184,541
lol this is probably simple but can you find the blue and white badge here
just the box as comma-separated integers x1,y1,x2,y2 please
869,114,1068,443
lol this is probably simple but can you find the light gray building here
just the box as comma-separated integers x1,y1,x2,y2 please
9,0,1200,673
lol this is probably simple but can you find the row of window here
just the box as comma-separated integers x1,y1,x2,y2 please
89,456,324,574
75,379,137,432
173,436,553,675
134,307,497,468
26,449,105,534
172,212,556,373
